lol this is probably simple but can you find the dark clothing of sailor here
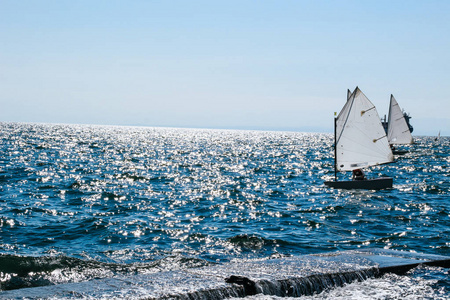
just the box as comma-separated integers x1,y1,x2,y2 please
352,169,365,180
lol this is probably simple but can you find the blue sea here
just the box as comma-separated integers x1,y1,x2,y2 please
0,122,448,299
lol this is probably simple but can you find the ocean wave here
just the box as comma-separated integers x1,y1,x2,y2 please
0,253,211,291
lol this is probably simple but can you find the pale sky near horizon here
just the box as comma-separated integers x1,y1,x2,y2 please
1,1,449,136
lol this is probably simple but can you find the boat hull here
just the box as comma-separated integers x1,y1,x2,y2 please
324,177,393,190
393,150,408,155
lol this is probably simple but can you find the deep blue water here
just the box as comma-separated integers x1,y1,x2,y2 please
0,122,448,298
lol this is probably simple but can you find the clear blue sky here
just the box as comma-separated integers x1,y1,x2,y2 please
1,1,449,135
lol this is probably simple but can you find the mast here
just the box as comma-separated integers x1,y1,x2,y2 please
387,95,393,144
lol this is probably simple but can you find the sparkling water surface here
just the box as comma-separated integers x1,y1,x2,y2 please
0,122,448,298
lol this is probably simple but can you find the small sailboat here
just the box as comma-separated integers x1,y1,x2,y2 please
435,131,440,142
325,87,394,190
387,95,413,154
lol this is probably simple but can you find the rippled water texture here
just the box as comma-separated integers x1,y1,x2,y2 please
0,122,448,296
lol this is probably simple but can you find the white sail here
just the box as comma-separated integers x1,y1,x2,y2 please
336,87,393,171
387,95,413,144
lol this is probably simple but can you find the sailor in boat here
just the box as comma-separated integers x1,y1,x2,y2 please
352,169,365,181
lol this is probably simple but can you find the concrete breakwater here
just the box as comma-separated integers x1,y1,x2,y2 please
1,249,448,299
